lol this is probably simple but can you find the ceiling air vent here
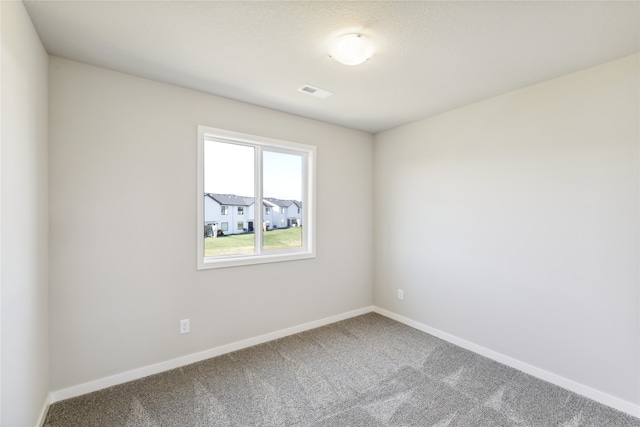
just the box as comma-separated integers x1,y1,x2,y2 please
297,84,333,99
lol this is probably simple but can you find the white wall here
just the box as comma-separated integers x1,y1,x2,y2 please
1,1,50,425
374,55,639,406
49,57,373,391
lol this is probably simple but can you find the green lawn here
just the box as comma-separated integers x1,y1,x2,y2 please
204,227,302,257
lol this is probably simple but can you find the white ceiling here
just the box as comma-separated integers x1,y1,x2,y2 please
24,1,639,134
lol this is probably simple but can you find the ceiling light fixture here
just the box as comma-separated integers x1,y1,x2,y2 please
328,34,373,66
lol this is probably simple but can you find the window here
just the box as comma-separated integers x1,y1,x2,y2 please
197,126,315,269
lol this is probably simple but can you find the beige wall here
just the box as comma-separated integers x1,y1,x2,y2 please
374,54,639,404
49,57,374,390
1,1,50,425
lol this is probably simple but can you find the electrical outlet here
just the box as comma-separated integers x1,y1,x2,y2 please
180,319,190,334
397,289,404,300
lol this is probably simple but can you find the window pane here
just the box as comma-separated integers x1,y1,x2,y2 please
262,151,303,250
203,140,255,256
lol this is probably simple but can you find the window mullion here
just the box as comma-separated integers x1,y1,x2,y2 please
301,152,308,248
255,145,263,254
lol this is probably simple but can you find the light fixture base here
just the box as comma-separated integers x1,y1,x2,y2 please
328,34,374,66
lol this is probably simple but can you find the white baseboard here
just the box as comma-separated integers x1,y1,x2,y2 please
50,306,374,404
48,305,640,420
372,306,640,419
37,392,51,427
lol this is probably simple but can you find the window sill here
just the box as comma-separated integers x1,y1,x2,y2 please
197,251,315,270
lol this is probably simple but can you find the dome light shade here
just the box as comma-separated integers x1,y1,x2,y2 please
328,34,373,66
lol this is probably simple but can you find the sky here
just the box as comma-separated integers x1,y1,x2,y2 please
204,140,302,200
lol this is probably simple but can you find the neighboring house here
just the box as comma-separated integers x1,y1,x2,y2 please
265,197,302,228
204,193,302,235
289,201,302,226
204,193,256,235
262,199,278,230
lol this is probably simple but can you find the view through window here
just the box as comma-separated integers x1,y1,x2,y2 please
197,127,315,269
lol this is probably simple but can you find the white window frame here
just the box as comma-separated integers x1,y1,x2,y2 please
197,126,316,269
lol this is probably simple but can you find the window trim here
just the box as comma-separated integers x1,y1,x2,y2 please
197,126,316,269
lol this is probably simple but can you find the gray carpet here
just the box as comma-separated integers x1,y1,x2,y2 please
44,313,639,426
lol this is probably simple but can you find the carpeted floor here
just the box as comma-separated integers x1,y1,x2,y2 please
44,313,639,426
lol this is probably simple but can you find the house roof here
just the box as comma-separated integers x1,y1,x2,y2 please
263,199,279,208
205,194,302,209
205,193,254,207
265,198,299,208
